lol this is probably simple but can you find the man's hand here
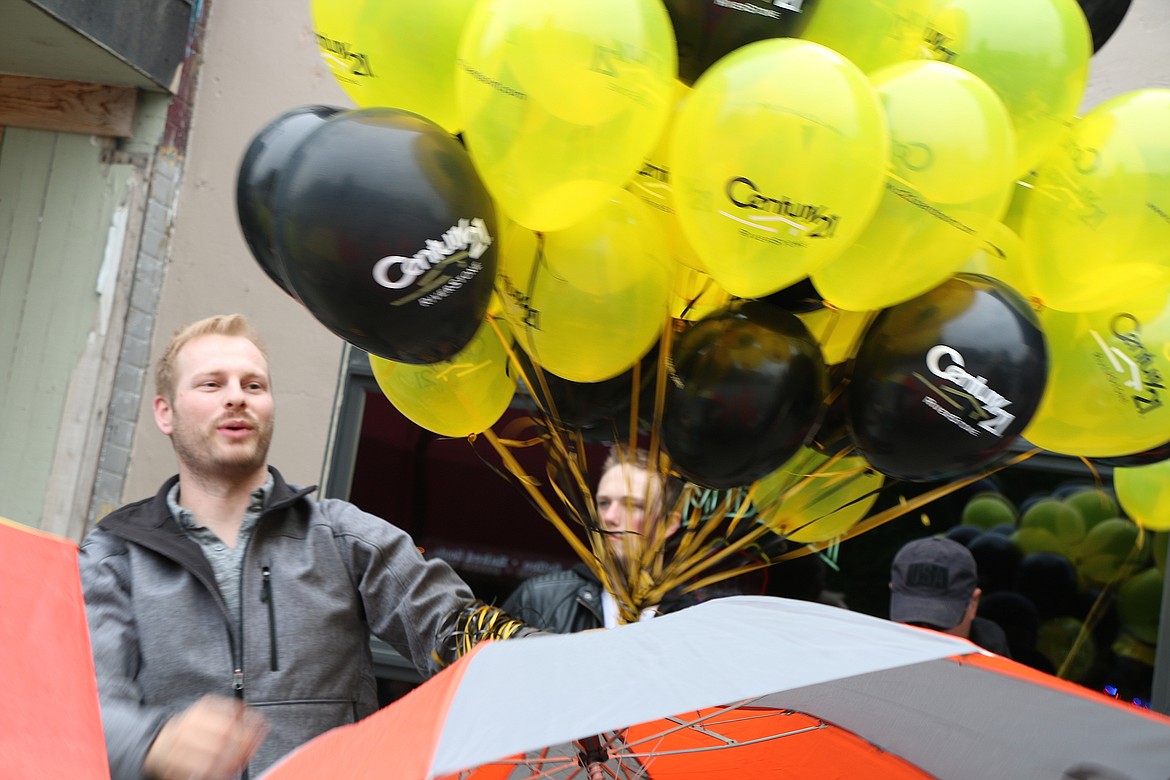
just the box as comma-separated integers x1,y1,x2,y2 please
143,695,269,780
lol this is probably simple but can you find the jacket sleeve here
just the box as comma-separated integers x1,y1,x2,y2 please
79,531,174,780
500,578,539,623
320,499,484,677
497,572,591,633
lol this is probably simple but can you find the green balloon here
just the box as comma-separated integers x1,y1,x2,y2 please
1036,617,1097,683
1012,527,1063,556
1075,518,1148,586
1021,498,1085,554
962,492,1019,531
1116,567,1164,645
1064,488,1120,531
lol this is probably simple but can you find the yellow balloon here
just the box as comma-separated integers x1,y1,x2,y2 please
796,308,875,366
369,317,516,437
670,265,732,322
753,448,884,544
670,39,889,298
813,61,1016,311
958,223,1037,303
310,0,477,132
800,0,932,74
922,0,1091,178
626,82,707,272
1024,295,1170,457
999,176,1035,234
456,0,676,231
496,191,673,382
1116,461,1170,532
1015,89,1170,312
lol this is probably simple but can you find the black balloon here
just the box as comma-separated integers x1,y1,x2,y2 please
967,532,1022,594
977,591,1051,671
272,108,498,364
662,301,828,489
944,524,983,547
236,105,342,297
758,277,825,315
847,274,1048,482
1014,552,1079,618
807,362,851,456
1092,440,1170,468
663,0,814,86
1076,0,1132,53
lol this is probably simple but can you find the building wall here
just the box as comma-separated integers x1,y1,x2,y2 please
0,79,177,538
117,0,1170,506
1081,0,1169,109
119,0,351,503
0,127,132,527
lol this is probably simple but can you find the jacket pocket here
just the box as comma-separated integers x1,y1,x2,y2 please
250,698,358,774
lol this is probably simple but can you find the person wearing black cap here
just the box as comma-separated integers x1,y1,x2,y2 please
889,537,1012,657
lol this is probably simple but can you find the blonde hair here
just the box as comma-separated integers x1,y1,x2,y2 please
155,314,269,400
602,444,653,474
601,444,682,513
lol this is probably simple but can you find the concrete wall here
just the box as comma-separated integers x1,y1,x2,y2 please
1082,0,1170,109
119,0,1170,504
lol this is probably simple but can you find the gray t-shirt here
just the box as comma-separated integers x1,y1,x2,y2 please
167,474,274,621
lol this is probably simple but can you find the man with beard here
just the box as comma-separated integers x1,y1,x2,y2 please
80,314,531,780
502,445,693,632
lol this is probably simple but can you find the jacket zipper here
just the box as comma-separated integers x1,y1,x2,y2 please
260,565,279,671
233,644,247,780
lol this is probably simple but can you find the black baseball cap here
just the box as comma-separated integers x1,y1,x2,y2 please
890,538,978,630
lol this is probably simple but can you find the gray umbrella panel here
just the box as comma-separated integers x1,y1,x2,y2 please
772,658,1170,780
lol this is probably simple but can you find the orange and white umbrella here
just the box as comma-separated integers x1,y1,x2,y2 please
264,596,1170,779
0,517,108,778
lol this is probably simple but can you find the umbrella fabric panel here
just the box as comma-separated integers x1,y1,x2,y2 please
261,641,476,779
431,597,977,776
767,655,1170,780
263,597,1170,780
0,518,110,779
442,707,934,779
619,707,932,779
966,652,1170,726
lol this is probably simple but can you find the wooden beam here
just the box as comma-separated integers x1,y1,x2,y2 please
0,75,136,138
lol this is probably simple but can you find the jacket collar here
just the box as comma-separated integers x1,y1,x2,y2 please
572,561,697,612
98,466,316,574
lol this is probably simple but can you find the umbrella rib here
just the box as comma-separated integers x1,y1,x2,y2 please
622,696,748,748
618,699,764,749
660,710,786,744
473,750,645,780
612,723,828,759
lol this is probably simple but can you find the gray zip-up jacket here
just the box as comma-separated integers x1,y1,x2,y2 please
80,467,479,779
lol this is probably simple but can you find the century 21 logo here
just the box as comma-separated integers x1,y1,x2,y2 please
1091,314,1165,415
926,345,1016,436
725,177,839,238
373,218,493,290
316,33,373,79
